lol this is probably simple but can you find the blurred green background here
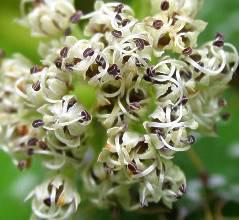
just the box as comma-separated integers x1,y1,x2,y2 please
0,0,239,219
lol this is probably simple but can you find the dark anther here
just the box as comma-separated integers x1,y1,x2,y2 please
64,27,72,36
55,184,64,203
161,1,170,11
218,98,226,107
133,38,149,51
187,135,196,145
115,74,122,80
153,20,164,30
33,0,44,6
60,47,69,58
28,138,38,146
213,32,224,47
114,4,124,13
122,19,130,27
43,198,51,207
160,146,170,152
127,161,140,175
65,63,74,71
129,102,141,110
73,57,81,65
47,183,53,194
136,141,148,154
30,65,42,74
32,119,44,128
17,160,28,170
38,141,48,150
162,180,172,190
190,54,202,62
146,67,156,77
96,55,106,69
135,58,144,67
80,110,91,122
179,184,187,193
54,58,62,69
158,33,171,47
180,96,188,105
27,148,34,156
67,97,77,111
107,64,120,76
32,80,41,91
70,10,83,23
112,30,122,38
122,55,131,64
221,112,230,121
83,48,95,58
183,47,193,55
115,14,122,21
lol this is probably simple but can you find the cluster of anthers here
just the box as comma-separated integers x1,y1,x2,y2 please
0,0,238,219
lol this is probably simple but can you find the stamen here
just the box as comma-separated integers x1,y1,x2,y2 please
153,20,164,30
70,10,83,23
161,1,170,11
54,58,62,69
32,119,44,128
83,48,95,58
60,47,69,58
213,32,224,47
183,47,192,55
112,30,122,38
32,80,41,91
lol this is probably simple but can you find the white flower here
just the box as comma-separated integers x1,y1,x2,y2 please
20,0,76,36
26,176,80,220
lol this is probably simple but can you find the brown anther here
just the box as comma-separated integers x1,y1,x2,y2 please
17,124,29,136
161,1,170,11
64,27,72,36
187,135,196,145
32,80,41,91
127,161,140,175
27,148,34,156
54,58,62,69
30,65,42,74
83,48,94,58
32,119,44,128
60,47,69,58
221,112,230,121
122,19,130,27
80,110,91,122
179,184,187,193
134,38,146,51
129,102,141,110
67,97,77,111
38,141,48,150
181,96,188,105
65,63,74,71
112,30,122,38
70,10,83,23
96,55,106,69
73,57,81,65
183,47,192,55
28,138,38,146
114,4,124,13
43,198,51,207
153,20,164,30
213,32,224,47
107,64,120,76
218,98,227,107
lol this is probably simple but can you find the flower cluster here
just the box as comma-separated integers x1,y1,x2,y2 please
0,0,238,219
